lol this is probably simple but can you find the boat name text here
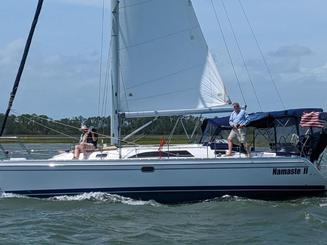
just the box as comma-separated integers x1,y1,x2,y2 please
272,167,308,175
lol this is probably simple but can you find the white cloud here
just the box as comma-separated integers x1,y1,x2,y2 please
0,38,109,118
308,62,327,78
0,39,24,66
268,45,313,58
247,45,322,75
227,45,327,111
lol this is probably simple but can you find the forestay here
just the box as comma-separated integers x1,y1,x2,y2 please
118,0,231,118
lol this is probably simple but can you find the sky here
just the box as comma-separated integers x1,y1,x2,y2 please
0,0,326,119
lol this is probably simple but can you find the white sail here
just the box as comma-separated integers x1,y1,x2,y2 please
118,0,230,118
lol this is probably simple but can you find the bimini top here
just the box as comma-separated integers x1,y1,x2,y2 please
202,108,326,130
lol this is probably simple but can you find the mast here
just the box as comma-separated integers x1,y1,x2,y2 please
110,0,120,146
0,0,44,137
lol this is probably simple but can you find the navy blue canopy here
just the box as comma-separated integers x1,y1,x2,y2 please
202,108,324,130
320,112,327,121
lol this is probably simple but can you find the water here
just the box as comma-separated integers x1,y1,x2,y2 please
0,144,327,244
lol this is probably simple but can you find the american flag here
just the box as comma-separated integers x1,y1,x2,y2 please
300,112,325,128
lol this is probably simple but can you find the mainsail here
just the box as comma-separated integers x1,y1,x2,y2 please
117,0,231,118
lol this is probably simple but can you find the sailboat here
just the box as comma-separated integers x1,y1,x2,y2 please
0,0,326,203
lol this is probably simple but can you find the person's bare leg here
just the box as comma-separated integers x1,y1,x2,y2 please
245,143,251,157
74,145,83,159
74,145,78,159
79,143,86,157
227,138,233,156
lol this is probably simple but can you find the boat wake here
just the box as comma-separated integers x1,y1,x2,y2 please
0,191,160,206
204,194,250,203
49,192,161,206
0,192,28,199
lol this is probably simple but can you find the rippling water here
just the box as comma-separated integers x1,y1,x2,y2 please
0,144,327,244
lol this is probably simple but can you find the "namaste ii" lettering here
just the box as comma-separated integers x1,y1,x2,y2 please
272,167,309,175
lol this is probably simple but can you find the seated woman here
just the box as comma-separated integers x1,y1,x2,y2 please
73,125,98,159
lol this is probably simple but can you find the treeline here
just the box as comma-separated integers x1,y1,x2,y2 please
0,113,203,137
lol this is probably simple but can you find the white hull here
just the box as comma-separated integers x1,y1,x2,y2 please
1,156,326,203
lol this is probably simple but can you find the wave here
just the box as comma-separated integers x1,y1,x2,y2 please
0,191,160,206
51,192,161,206
0,192,29,199
203,194,256,203
2,191,327,207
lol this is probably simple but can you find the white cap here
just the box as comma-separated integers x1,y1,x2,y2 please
81,125,88,130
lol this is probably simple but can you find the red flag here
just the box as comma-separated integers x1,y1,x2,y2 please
300,112,324,128
158,137,166,151
158,137,166,159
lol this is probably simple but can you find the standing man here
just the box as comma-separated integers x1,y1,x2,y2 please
226,102,249,156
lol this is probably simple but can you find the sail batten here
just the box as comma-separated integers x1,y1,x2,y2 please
118,0,230,117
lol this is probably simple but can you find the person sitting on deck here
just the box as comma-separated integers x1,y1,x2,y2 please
226,102,249,156
73,125,98,159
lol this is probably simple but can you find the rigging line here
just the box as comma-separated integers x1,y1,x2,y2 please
101,69,109,117
100,26,112,116
168,117,181,144
103,46,114,120
97,0,106,116
99,49,111,135
238,0,286,109
11,110,84,134
0,0,44,137
18,114,78,140
100,37,112,119
120,70,130,112
190,115,202,141
210,0,246,106
11,109,139,146
99,63,110,134
220,1,262,111
100,78,110,133
10,110,141,147
130,134,146,144
103,74,110,120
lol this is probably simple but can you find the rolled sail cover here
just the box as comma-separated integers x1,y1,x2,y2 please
118,0,230,117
